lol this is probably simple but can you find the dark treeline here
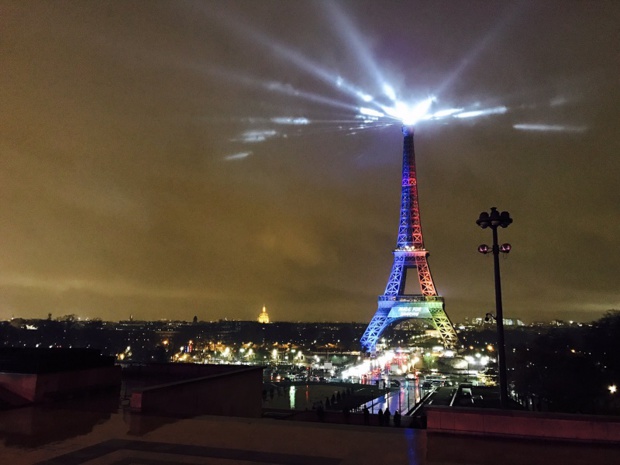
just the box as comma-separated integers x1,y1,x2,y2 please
507,310,620,415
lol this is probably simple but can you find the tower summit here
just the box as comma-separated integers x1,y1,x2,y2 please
360,126,458,354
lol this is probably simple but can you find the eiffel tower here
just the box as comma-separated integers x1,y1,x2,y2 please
360,126,458,354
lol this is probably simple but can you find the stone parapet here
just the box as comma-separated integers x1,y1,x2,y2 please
427,406,620,443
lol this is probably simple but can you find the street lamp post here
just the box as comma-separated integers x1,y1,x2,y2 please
476,207,512,409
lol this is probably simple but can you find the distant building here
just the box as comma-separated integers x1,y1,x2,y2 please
471,317,525,326
257,305,270,324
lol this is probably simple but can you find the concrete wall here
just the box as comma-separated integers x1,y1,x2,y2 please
0,373,38,402
0,366,121,404
426,406,620,443
123,363,250,379
130,366,263,418
34,366,121,401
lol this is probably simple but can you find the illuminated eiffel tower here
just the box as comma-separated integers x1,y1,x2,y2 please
360,126,458,354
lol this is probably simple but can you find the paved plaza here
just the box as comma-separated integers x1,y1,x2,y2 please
1,400,619,465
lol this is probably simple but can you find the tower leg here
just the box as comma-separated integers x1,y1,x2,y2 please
360,309,390,354
428,306,458,350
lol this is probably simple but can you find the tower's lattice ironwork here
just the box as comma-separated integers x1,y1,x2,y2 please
360,126,458,354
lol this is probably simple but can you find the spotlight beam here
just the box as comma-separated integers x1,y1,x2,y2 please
322,2,387,90
177,2,586,163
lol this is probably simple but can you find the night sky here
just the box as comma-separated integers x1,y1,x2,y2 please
2,1,619,323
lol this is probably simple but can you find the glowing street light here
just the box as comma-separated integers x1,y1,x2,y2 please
477,207,513,409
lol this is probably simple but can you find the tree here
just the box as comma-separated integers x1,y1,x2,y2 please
511,313,620,414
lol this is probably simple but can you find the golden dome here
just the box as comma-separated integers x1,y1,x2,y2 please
257,305,270,324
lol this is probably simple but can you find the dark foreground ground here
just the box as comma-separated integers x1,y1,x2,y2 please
2,400,619,465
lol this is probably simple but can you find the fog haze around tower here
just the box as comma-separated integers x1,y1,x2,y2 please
1,1,619,323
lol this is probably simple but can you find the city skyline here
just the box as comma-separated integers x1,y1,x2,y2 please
1,1,619,323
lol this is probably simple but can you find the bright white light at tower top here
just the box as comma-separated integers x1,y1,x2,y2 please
383,97,436,126
356,91,514,128
350,76,519,128
358,96,438,126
